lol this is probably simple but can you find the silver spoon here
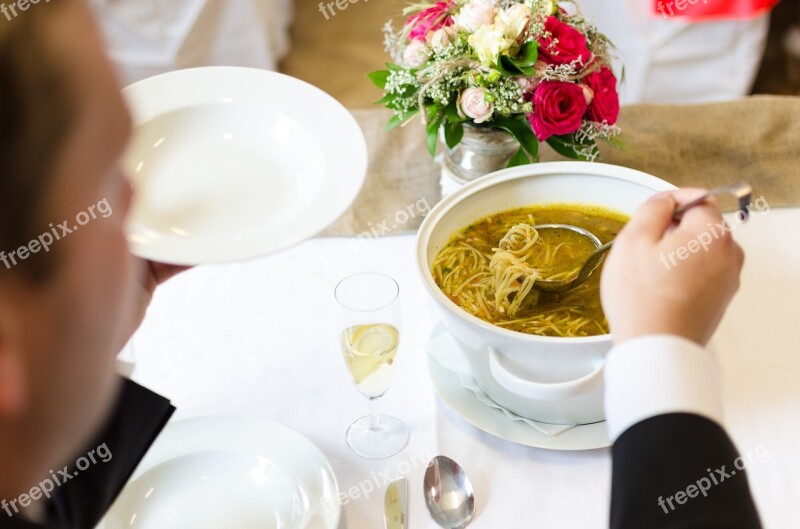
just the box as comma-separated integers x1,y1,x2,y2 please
530,182,753,293
423,455,475,529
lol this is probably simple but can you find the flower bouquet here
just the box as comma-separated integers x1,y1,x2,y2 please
369,0,621,172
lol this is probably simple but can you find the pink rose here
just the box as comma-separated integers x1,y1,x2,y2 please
406,1,455,42
427,26,456,52
527,81,587,141
403,40,431,67
456,0,497,33
582,66,620,125
459,87,494,123
516,76,540,93
537,16,592,66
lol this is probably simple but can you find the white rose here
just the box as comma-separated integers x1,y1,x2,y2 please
402,39,431,68
496,4,531,40
459,87,494,124
427,26,455,52
456,0,497,33
468,24,512,67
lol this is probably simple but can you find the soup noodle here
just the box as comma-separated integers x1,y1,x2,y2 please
431,204,627,337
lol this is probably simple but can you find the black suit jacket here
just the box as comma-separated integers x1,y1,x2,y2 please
0,379,174,529
611,413,762,528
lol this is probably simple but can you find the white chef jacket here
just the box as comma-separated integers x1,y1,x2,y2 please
89,0,294,86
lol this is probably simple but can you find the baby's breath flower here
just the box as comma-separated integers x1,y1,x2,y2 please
539,60,582,81
383,21,405,64
487,77,531,115
385,69,418,93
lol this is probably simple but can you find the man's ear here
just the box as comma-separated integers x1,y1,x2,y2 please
0,298,28,417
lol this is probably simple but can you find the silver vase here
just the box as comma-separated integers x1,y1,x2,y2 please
442,125,520,184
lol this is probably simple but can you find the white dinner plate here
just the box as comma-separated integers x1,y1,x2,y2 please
123,67,367,265
427,329,611,451
98,416,340,529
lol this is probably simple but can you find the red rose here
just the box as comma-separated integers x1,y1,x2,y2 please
582,66,620,125
537,16,592,66
527,81,587,141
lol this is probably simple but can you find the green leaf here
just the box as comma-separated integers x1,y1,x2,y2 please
514,41,538,67
497,55,522,76
385,114,403,131
507,147,530,168
515,65,536,76
374,92,395,105
385,108,420,131
546,135,592,161
445,101,467,123
496,42,539,77
426,103,440,124
426,123,439,157
443,121,464,149
426,107,446,157
491,115,539,161
367,70,390,89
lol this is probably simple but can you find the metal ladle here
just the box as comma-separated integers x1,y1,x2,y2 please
530,182,753,293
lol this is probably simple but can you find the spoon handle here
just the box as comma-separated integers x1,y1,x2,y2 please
673,182,753,222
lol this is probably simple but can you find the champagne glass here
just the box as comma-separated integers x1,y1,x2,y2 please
334,273,409,459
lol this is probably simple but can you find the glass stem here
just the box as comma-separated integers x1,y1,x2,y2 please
368,397,382,431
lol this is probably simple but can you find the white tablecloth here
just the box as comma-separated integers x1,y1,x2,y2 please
130,208,800,528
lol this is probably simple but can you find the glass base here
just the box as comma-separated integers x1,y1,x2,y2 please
346,414,409,459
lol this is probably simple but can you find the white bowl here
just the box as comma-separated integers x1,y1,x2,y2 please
123,67,367,265
417,162,675,425
100,416,340,529
106,451,311,528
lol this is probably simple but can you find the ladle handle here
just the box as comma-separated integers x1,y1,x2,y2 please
596,240,614,255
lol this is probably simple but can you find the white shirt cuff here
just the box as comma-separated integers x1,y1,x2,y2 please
604,334,723,442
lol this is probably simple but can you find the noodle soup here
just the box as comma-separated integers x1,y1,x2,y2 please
431,204,627,337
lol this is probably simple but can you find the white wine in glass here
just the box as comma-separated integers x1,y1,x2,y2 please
341,323,399,398
334,273,408,459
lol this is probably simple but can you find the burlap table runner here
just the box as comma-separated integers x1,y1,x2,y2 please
322,96,800,236
321,109,442,236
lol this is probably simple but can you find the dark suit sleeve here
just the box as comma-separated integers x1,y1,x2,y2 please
48,378,175,529
610,413,761,529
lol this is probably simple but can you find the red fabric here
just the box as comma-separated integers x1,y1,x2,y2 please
652,0,779,21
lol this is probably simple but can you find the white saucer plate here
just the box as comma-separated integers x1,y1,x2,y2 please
427,329,611,451
98,416,340,529
123,67,367,265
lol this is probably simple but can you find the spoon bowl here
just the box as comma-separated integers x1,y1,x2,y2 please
423,456,476,529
